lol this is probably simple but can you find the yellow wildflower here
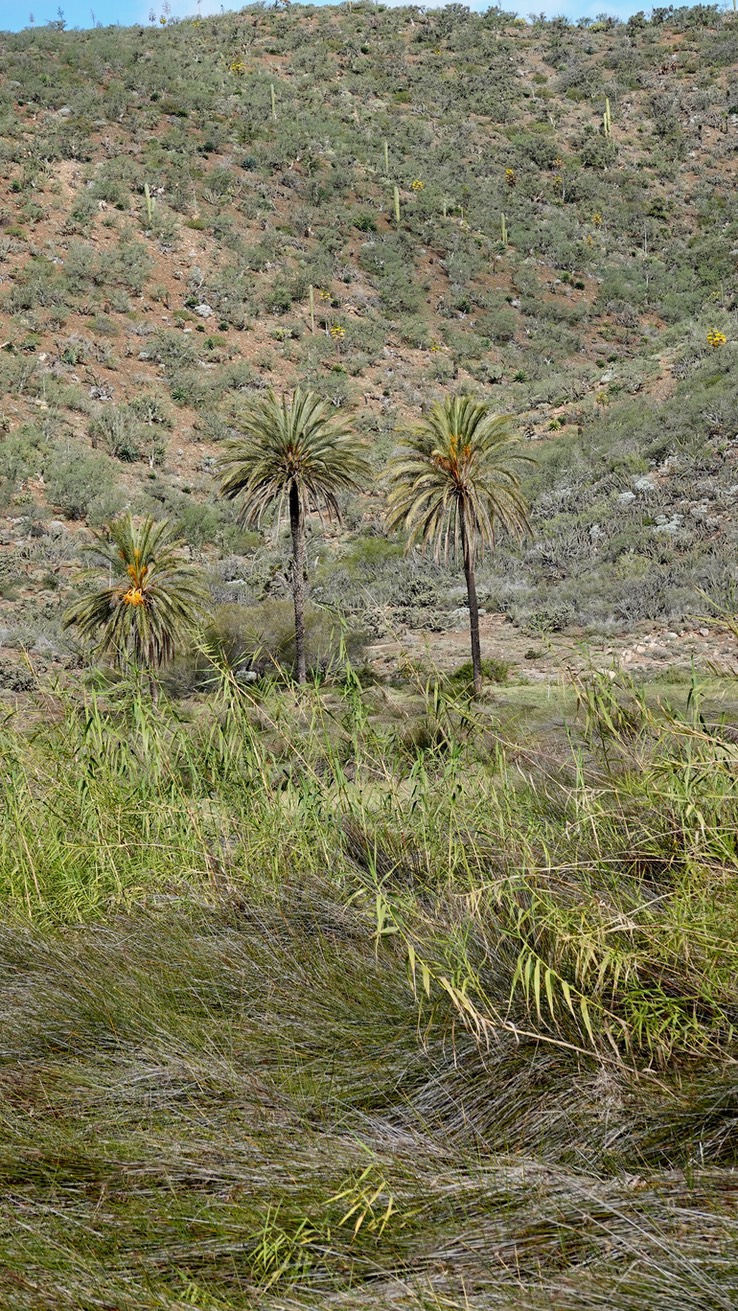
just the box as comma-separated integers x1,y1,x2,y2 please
707,329,727,349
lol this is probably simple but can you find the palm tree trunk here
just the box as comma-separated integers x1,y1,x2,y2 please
460,504,482,697
289,482,307,685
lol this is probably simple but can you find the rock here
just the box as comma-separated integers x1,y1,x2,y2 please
32,635,61,657
194,303,213,318
618,491,636,504
633,475,655,492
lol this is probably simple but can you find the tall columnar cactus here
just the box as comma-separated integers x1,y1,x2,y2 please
383,140,389,175
144,182,154,224
393,185,401,226
603,96,612,138
308,285,315,335
270,83,277,123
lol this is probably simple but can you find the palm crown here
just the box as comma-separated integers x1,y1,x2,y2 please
386,395,531,562
64,514,207,670
218,387,370,526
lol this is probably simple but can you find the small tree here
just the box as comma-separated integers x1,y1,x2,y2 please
217,388,370,684
387,396,531,697
63,514,207,694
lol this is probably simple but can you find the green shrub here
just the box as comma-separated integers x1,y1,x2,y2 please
202,599,367,678
448,657,510,688
89,406,143,463
44,446,123,522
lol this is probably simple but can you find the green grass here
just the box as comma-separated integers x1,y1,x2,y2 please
0,665,738,1306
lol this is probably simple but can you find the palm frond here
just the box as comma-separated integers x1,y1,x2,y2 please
386,394,532,562
217,387,371,528
64,514,208,670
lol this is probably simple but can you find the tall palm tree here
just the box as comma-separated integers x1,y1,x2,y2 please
64,514,207,690
387,396,531,697
217,388,370,684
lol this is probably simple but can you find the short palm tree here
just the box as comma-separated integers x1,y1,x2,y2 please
64,514,207,690
217,388,370,684
387,396,531,697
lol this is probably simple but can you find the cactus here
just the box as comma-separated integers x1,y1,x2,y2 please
501,212,507,245
603,96,612,138
383,139,389,175
308,284,315,335
393,184,400,226
144,182,154,224
270,83,277,123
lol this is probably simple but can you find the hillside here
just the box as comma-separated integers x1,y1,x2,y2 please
0,4,738,686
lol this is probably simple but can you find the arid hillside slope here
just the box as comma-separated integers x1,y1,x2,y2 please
0,4,737,683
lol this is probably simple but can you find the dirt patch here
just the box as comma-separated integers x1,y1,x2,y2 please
368,612,738,682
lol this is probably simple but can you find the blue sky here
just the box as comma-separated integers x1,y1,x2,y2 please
0,0,652,36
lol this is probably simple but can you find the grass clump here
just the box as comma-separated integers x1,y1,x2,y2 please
0,666,737,1306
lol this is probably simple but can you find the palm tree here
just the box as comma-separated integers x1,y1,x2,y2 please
387,396,531,697
217,388,370,684
64,514,207,692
